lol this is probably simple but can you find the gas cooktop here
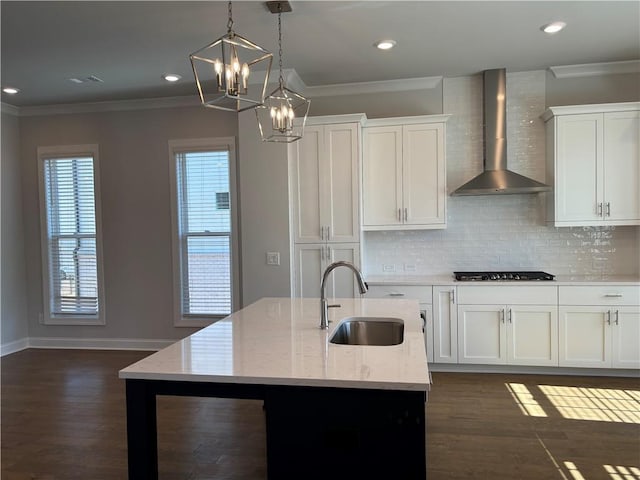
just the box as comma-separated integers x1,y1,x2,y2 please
454,271,555,281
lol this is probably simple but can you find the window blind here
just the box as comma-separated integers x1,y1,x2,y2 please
176,150,232,316
43,156,99,316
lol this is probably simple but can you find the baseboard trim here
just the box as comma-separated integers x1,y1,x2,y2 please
0,338,30,356
429,363,640,378
1,337,174,356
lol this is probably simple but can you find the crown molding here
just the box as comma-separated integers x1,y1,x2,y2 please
303,75,443,98
1,102,20,116
17,95,201,117
548,60,640,79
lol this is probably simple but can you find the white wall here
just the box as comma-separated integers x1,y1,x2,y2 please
363,71,640,277
18,106,237,342
1,111,29,349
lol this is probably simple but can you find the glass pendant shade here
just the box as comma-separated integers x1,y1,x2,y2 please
190,3,273,112
256,83,310,143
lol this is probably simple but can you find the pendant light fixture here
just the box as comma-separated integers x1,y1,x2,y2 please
190,1,273,112
256,1,310,143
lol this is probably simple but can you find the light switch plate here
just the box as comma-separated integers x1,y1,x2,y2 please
266,252,280,266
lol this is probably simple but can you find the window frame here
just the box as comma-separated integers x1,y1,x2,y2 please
37,144,106,325
168,137,240,327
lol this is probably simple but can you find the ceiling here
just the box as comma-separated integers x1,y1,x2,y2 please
2,1,639,107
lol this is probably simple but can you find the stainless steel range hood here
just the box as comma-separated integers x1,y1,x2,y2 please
452,69,551,196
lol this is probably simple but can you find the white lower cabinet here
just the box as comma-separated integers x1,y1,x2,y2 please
366,285,433,363
457,286,559,367
432,286,458,363
293,243,361,299
559,306,640,369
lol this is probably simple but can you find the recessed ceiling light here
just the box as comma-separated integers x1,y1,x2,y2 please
374,39,396,51
2,87,20,94
541,21,567,34
162,73,182,82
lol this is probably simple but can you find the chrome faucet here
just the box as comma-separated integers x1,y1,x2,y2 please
319,261,368,329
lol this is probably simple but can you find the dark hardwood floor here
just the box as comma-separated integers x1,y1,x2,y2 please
1,349,638,479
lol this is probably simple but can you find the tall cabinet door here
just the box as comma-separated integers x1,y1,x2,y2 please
555,114,603,222
603,111,640,222
507,305,558,366
293,244,324,298
611,306,640,369
362,126,403,227
403,123,446,226
432,286,458,363
323,124,360,243
291,126,324,243
325,244,361,299
559,306,611,368
457,305,506,365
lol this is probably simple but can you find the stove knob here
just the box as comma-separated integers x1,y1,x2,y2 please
514,274,520,280
489,274,497,280
501,273,507,279
507,273,514,279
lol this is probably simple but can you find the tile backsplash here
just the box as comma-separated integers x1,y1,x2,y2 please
363,71,639,277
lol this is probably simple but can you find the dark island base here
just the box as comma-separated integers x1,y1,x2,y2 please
125,379,427,480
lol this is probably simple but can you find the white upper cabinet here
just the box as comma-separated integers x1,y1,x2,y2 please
543,102,640,227
362,115,449,230
290,116,364,244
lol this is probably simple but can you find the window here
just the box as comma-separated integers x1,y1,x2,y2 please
169,138,238,326
37,145,105,325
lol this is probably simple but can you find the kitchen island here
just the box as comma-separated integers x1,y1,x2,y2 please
119,297,430,479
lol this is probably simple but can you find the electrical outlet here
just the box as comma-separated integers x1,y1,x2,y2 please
266,252,280,266
404,264,416,272
383,264,396,273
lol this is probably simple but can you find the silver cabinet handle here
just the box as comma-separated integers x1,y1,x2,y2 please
404,208,408,221
320,226,325,240
606,310,611,325
614,310,619,325
388,292,405,297
326,226,331,240
501,309,505,324
397,208,402,222
604,293,623,298
320,245,325,261
450,289,455,304
326,246,331,261
508,308,512,323
606,202,611,217
597,203,603,216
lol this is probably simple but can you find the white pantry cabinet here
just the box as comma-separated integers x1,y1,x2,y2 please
293,243,361,299
366,285,433,363
543,102,640,227
362,115,449,231
558,286,640,369
290,116,365,244
432,286,458,364
456,286,558,366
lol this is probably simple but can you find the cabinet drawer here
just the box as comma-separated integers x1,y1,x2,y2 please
457,285,558,305
366,285,432,303
559,286,640,306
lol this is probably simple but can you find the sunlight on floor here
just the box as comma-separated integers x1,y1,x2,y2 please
506,383,548,417
564,461,586,480
604,464,640,480
538,386,640,424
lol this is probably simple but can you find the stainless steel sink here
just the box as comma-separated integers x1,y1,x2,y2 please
329,317,404,346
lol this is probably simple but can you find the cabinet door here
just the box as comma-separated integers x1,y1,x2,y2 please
325,244,361,299
432,286,458,363
362,126,403,227
507,305,558,366
323,124,360,242
292,244,323,298
603,111,640,223
402,123,446,226
457,305,506,365
611,306,640,369
559,306,611,368
555,114,603,223
291,126,324,243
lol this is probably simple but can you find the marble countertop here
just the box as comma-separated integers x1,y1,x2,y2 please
119,297,429,392
365,274,640,286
